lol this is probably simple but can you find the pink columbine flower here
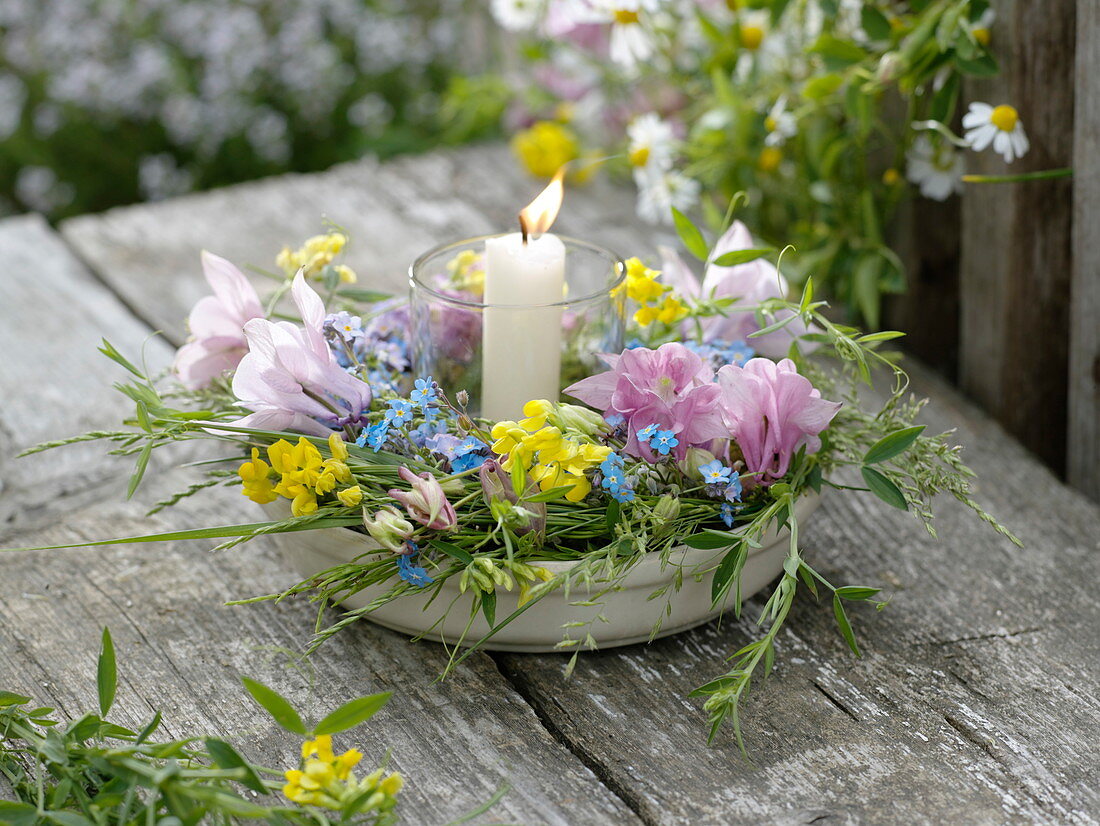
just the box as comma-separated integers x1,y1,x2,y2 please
230,273,372,437
388,467,458,531
716,358,841,485
661,221,814,358
174,251,264,390
564,342,728,461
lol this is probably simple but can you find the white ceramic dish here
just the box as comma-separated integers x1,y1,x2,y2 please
262,492,821,653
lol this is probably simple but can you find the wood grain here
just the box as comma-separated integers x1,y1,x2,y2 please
958,0,1076,474
0,215,174,531
1069,0,1100,502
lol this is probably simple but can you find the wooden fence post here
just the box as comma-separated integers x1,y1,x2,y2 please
958,0,1075,475
1070,0,1100,502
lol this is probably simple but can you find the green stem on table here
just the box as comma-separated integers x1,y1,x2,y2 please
962,167,1073,184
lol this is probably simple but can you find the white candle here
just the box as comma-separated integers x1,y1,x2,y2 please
481,232,566,422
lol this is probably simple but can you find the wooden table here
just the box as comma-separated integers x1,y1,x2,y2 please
2,145,1098,825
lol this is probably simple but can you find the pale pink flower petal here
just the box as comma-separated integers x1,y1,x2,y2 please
716,357,840,484
173,251,263,389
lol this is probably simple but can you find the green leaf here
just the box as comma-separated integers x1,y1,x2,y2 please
431,539,474,565
797,563,819,598
860,466,909,510
97,627,116,717
45,813,95,826
240,677,307,735
136,710,162,744
803,72,844,100
930,72,960,122
480,589,497,627
683,530,737,550
180,785,268,817
710,544,745,606
672,207,709,260
524,485,574,503
2,515,363,552
833,594,862,657
956,51,999,76
710,248,774,267
98,339,145,378
0,690,30,706
860,6,892,40
203,738,268,794
857,330,906,343
809,33,868,66
798,276,814,313
126,441,153,500
0,802,38,826
863,425,926,464
510,456,526,498
807,463,823,494
605,499,621,533
313,692,392,736
852,253,883,329
836,586,881,600
336,288,392,303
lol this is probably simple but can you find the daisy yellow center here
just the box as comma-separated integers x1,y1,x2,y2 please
740,24,764,50
614,9,639,25
882,168,900,185
764,115,777,132
973,27,991,46
628,146,650,167
758,146,782,172
990,105,1018,133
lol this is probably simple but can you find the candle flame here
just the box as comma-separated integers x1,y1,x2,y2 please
519,166,565,242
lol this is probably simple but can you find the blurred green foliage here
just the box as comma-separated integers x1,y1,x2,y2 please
0,0,507,220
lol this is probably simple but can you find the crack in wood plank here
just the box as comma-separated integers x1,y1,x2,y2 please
809,680,860,722
491,653,651,826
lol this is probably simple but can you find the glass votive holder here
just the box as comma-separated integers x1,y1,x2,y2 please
408,235,626,421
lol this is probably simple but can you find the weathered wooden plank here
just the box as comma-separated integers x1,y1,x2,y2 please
496,362,1100,824
884,193,961,381
0,215,174,530
1069,0,1100,502
0,482,638,825
958,0,1076,475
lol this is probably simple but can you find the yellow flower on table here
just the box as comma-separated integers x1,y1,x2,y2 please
512,121,579,179
276,231,349,279
284,734,401,814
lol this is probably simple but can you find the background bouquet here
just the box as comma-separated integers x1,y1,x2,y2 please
494,0,1020,327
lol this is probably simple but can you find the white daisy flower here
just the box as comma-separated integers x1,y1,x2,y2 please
738,9,770,51
971,8,994,46
905,135,964,201
490,0,543,31
601,2,656,71
633,165,701,224
962,101,1029,163
764,96,797,147
626,112,676,170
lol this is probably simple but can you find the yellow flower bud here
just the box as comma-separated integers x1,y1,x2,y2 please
337,485,363,507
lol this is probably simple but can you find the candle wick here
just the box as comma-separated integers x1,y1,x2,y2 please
519,213,529,245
